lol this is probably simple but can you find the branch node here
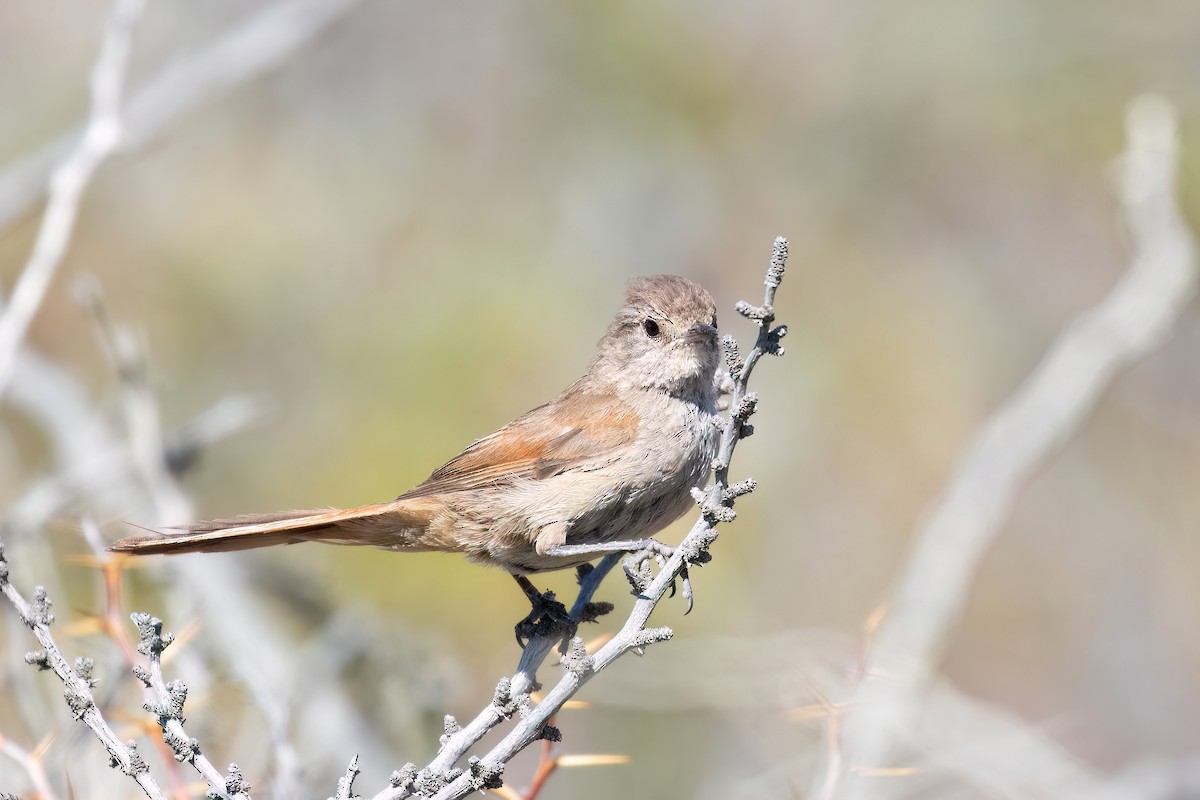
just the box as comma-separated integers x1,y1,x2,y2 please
733,392,759,421
414,767,460,797
439,714,462,747
163,727,200,763
764,324,787,356
165,679,189,720
766,235,789,288
722,334,742,380
117,740,148,776
73,655,97,686
491,676,518,718
578,600,614,623
629,626,674,650
734,300,774,323
130,611,174,657
24,585,55,627
24,649,52,671
466,756,504,791
723,478,757,503
132,664,152,687
65,684,95,719
389,764,417,790
699,500,736,525
224,763,252,796
560,637,594,675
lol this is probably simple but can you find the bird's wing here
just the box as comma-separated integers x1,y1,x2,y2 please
397,389,638,499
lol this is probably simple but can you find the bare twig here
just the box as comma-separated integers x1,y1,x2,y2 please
0,0,145,400
4,346,263,538
829,95,1197,795
330,755,361,800
77,277,193,525
0,0,365,233
129,611,252,800
366,238,791,800
0,540,167,800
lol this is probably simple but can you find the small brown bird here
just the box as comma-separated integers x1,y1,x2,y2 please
112,275,723,606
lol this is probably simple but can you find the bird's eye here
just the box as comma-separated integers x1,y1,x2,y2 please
643,318,661,338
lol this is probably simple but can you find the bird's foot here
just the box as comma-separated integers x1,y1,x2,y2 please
512,574,576,650
621,540,697,614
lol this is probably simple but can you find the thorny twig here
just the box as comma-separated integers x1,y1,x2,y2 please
365,238,790,800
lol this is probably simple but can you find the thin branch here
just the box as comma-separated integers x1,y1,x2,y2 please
0,0,146,400
129,612,252,800
0,540,167,800
831,94,1197,793
330,755,361,800
77,277,193,524
0,0,365,233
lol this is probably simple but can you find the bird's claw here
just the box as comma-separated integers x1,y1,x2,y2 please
513,577,577,651
680,566,694,615
620,541,697,614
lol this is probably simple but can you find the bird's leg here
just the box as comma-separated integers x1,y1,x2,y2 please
511,574,575,650
543,540,694,614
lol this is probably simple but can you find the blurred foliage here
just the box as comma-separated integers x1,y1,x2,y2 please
2,0,1198,797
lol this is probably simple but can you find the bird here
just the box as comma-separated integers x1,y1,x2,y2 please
112,275,724,630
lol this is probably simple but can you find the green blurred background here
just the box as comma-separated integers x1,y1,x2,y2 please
2,0,1198,797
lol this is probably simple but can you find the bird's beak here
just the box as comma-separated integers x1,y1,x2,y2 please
684,323,718,344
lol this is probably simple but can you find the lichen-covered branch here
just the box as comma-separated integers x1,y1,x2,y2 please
0,541,166,800
129,611,253,800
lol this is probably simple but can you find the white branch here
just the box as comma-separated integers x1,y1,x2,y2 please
0,0,145,400
0,547,166,800
829,94,1197,795
129,612,251,800
0,0,365,233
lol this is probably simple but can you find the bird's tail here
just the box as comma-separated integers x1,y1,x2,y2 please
110,501,434,555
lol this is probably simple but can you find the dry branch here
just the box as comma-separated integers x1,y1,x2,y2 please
0,0,145,399
0,0,366,233
827,94,1197,797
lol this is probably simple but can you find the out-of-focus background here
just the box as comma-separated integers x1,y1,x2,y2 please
1,1,1198,798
